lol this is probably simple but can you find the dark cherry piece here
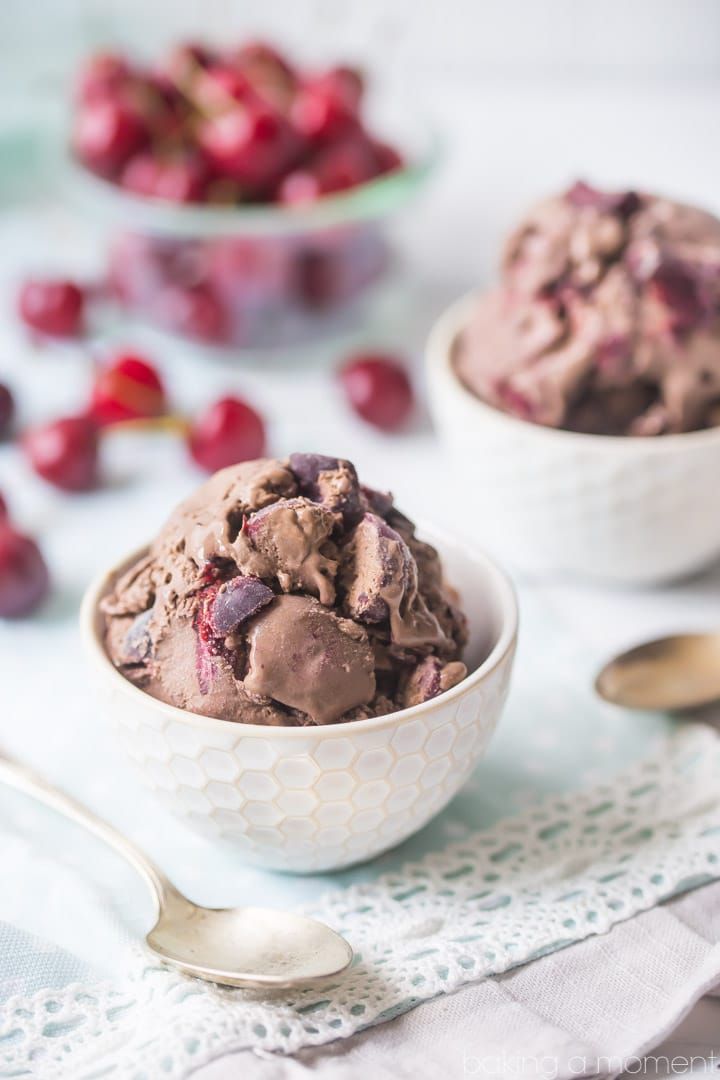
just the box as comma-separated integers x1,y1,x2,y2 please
338,354,414,431
90,352,166,425
0,383,15,439
566,180,641,220
24,416,100,492
0,525,50,618
210,576,274,634
18,279,85,338
649,261,705,334
189,396,266,473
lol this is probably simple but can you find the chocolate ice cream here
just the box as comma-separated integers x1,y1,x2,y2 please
456,181,720,435
101,455,467,725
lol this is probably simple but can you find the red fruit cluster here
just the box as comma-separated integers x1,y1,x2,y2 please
0,494,51,618
72,40,403,206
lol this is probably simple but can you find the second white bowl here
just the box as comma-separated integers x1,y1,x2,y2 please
427,293,720,586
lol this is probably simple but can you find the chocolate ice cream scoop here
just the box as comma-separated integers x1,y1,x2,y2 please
101,456,468,726
244,595,375,724
456,182,720,436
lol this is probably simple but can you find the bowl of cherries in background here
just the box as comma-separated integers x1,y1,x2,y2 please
0,36,425,622
64,38,433,349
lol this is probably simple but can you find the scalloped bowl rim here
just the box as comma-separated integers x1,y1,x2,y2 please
80,528,518,738
429,291,720,452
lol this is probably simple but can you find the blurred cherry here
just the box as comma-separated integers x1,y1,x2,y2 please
291,69,362,145
24,416,100,492
0,525,50,618
120,152,207,203
90,352,166,425
198,101,300,190
76,51,131,105
73,98,147,177
155,285,228,343
188,396,266,472
338,354,414,431
313,134,379,193
0,492,7,521
276,169,323,205
18,279,85,338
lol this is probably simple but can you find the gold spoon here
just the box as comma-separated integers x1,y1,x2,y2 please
595,632,720,711
0,752,353,988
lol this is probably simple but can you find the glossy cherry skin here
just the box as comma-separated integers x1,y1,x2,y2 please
338,354,414,431
0,383,15,439
188,396,266,472
24,416,100,492
90,353,166,426
198,102,300,190
76,51,131,105
18,279,85,338
73,98,147,177
120,152,207,203
0,525,51,618
291,68,362,145
313,134,379,193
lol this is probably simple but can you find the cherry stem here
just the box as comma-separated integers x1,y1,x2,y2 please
102,413,191,437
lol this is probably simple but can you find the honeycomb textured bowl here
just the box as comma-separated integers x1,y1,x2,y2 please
81,531,517,872
427,293,720,585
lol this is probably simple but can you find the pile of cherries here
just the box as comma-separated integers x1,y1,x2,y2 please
72,40,403,206
1,276,414,617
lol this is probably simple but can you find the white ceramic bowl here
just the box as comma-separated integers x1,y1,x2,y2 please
81,530,517,873
427,293,720,585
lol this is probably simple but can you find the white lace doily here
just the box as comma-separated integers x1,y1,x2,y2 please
3,724,720,1080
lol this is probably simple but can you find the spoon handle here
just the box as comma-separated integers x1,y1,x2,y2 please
0,750,176,913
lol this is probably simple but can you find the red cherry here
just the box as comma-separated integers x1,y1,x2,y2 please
24,416,100,492
18,279,85,338
291,70,361,145
313,135,379,194
276,169,323,205
90,352,166,425
188,396,266,473
73,98,147,177
0,525,50,618
76,51,131,104
338,354,414,431
198,102,300,190
155,285,229,343
0,382,15,439
120,153,207,203
372,140,404,175
0,492,7,520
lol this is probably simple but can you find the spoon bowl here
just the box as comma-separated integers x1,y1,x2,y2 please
147,898,353,988
595,632,720,711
